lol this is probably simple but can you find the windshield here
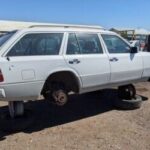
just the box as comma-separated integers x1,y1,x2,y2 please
0,31,16,48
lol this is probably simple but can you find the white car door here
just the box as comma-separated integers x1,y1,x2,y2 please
64,33,110,89
101,34,143,83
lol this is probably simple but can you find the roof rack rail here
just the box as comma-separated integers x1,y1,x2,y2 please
29,24,104,30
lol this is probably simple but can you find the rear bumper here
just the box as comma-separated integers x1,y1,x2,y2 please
0,81,44,101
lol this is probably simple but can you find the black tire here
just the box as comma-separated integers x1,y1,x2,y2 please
114,95,142,110
0,109,34,132
118,84,136,99
43,91,50,100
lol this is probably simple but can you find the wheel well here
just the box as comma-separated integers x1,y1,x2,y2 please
41,71,80,95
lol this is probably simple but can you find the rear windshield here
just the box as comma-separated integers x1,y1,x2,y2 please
0,32,16,48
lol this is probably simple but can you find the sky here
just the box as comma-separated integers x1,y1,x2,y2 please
0,0,150,30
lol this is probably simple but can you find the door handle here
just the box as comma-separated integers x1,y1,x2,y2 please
109,57,119,62
69,59,80,64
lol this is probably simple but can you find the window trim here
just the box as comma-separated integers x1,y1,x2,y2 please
101,33,131,54
65,32,105,55
4,31,65,57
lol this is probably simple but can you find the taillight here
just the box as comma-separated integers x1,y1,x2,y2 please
0,70,4,82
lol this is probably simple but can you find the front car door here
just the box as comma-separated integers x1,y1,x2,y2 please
101,34,143,84
64,32,111,92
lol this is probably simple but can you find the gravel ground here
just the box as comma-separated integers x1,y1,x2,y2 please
0,82,150,150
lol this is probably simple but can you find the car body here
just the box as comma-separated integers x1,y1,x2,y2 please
0,24,150,102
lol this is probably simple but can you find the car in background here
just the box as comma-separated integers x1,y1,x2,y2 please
144,35,150,52
130,40,140,47
130,40,146,51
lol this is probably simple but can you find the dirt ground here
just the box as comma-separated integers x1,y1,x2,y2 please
0,82,150,150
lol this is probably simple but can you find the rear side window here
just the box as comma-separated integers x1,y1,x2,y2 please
7,33,63,56
102,34,131,53
67,33,103,54
0,32,15,48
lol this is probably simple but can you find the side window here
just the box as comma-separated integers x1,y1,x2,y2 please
7,33,63,56
76,33,103,54
67,33,80,54
67,33,103,55
102,34,131,53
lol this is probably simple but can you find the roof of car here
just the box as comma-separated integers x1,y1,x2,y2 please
18,25,115,34
0,20,115,34
0,20,104,31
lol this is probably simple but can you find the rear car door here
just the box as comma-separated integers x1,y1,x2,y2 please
101,34,143,83
64,33,110,89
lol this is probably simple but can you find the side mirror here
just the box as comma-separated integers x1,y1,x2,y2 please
130,47,138,53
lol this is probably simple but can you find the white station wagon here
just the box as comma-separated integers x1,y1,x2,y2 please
0,24,150,117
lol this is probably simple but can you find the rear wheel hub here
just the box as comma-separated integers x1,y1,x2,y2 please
52,90,68,106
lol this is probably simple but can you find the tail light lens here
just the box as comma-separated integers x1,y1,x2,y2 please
0,70,4,82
